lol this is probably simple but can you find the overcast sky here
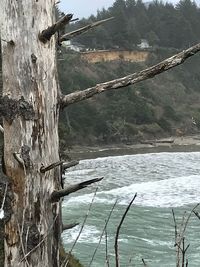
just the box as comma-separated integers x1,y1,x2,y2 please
59,0,200,18
59,0,115,18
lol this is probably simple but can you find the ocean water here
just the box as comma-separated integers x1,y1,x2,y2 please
62,152,200,267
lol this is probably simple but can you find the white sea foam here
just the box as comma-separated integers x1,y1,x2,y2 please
64,174,200,208
62,152,200,266
62,225,101,244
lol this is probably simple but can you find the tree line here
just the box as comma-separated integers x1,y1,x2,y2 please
68,0,200,50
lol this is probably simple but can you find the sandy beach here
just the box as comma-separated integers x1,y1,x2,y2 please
67,135,200,160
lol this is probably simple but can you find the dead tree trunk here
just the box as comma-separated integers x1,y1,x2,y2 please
1,1,200,267
1,1,61,266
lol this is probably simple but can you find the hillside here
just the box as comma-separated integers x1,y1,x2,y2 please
58,47,200,148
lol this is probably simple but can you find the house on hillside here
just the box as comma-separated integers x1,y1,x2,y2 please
62,40,85,52
137,39,150,49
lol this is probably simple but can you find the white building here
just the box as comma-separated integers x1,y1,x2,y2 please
63,40,85,52
137,39,150,49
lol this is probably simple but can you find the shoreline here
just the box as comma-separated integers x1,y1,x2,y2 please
67,135,200,160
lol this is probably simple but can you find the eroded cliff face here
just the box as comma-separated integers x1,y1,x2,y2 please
81,50,149,63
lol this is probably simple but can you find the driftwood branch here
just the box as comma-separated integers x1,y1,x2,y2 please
62,160,79,172
60,17,114,43
40,160,64,173
51,177,103,202
115,193,137,267
62,223,79,231
39,14,73,43
60,42,200,108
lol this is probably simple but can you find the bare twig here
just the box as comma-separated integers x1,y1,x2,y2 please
181,204,199,239
20,214,58,262
25,226,30,256
193,210,200,220
105,227,110,267
40,160,64,173
172,209,178,244
142,258,148,266
61,188,98,267
51,177,103,202
39,14,73,43
17,222,30,267
115,193,137,267
172,208,181,267
89,199,118,267
60,17,114,42
61,42,200,108
172,204,199,267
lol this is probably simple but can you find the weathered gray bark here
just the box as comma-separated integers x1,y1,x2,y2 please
1,1,61,266
1,1,200,267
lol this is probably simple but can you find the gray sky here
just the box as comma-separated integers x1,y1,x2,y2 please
59,0,200,18
59,0,115,18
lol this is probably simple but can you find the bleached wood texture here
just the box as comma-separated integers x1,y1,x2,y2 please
1,1,61,266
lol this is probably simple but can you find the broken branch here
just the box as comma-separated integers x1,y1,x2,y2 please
39,14,73,43
50,177,103,202
40,160,64,173
62,160,79,172
70,18,79,23
61,42,200,108
59,17,114,43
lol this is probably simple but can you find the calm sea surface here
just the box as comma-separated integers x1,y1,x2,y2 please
62,152,200,267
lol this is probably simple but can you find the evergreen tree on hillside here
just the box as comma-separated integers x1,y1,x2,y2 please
69,0,200,50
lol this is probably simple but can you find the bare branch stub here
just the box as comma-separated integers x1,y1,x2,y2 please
59,17,114,43
60,42,200,108
70,18,79,23
40,160,64,173
39,14,73,43
62,160,79,173
50,177,103,202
